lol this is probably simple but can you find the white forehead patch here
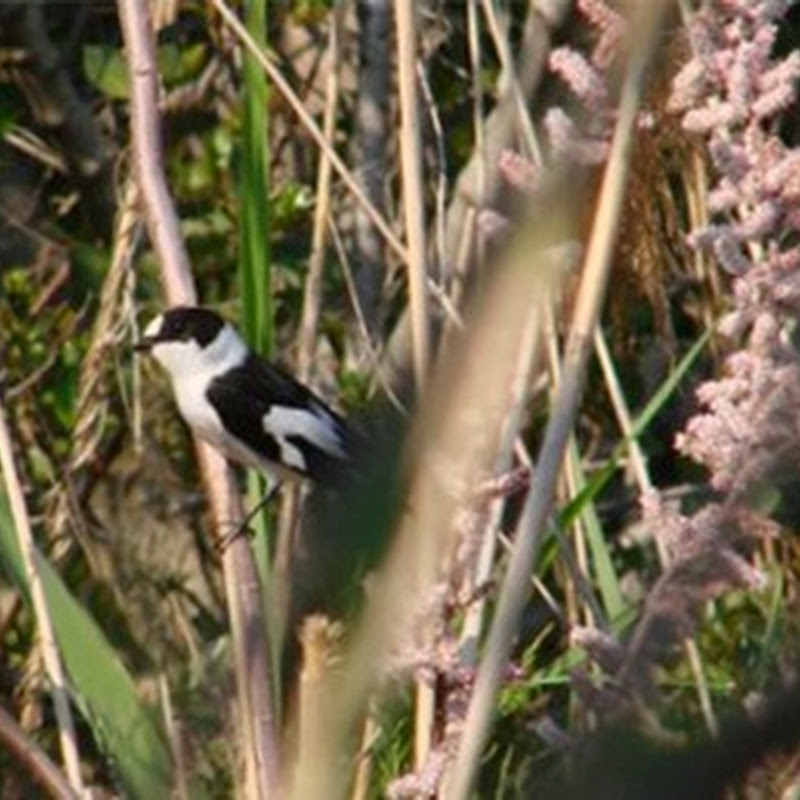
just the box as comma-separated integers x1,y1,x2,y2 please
143,313,165,340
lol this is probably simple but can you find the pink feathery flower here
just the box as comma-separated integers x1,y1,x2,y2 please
730,201,780,241
767,244,800,273
682,101,746,133
712,231,751,275
578,0,626,69
544,108,610,165
753,81,799,119
708,180,742,213
759,50,800,94
477,209,512,244
578,0,624,34
727,47,754,111
708,139,751,181
549,47,608,108
763,151,800,198
544,107,576,154
498,149,539,193
669,58,711,111
387,751,448,799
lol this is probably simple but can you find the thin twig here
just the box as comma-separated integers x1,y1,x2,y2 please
328,216,408,414
457,307,543,666
416,62,447,279
297,4,343,383
159,675,189,800
0,703,77,800
480,0,542,162
0,406,84,796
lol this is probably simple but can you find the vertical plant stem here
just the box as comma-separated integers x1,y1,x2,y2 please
542,304,622,624
394,0,430,389
446,6,668,797
159,675,189,800
458,308,542,664
395,0,433,777
298,4,344,381
211,0,406,264
278,8,347,701
480,0,542,161
117,0,279,795
240,0,271,355
238,0,278,718
0,405,84,796
351,0,391,344
350,704,380,800
593,326,718,735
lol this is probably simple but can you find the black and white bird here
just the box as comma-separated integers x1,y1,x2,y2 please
135,305,351,487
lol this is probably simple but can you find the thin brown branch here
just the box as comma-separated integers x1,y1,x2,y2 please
297,5,344,382
116,0,279,796
0,704,77,800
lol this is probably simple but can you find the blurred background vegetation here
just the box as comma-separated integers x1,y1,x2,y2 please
2,0,800,797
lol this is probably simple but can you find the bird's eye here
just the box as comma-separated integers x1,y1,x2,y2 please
166,317,188,338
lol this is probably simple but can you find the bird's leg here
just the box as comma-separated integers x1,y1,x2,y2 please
215,479,281,553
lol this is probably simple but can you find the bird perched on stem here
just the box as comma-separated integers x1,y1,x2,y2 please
135,306,352,490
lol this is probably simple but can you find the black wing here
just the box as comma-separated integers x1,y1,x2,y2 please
206,353,350,484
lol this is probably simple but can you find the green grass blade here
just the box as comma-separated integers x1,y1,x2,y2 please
237,0,279,703
535,328,713,616
239,0,271,356
566,439,625,621
560,327,712,529
0,491,172,799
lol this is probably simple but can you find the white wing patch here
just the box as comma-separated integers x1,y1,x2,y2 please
262,403,346,472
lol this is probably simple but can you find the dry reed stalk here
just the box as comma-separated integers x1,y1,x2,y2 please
394,0,433,778
446,4,669,796
116,0,278,795
289,185,571,800
0,406,84,795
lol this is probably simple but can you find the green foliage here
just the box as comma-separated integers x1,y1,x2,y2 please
0,492,172,799
239,0,271,356
83,41,209,99
1,273,86,441
82,45,129,100
5,2,800,796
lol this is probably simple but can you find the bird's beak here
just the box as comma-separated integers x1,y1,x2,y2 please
134,337,155,353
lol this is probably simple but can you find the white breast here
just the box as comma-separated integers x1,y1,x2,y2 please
173,375,226,447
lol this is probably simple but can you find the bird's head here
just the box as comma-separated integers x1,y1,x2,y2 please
135,306,247,379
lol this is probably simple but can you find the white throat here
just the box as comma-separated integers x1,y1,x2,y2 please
150,323,248,383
